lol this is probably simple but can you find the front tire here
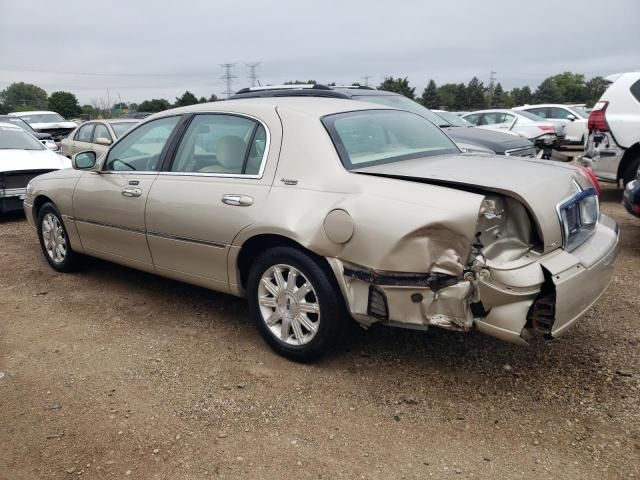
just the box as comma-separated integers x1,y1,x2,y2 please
247,246,348,362
37,202,81,272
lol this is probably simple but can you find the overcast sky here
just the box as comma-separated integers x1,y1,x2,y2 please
1,0,638,105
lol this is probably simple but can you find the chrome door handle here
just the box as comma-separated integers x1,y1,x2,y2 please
222,194,254,206
121,187,142,197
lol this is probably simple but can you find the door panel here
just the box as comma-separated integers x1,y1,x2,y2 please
73,172,157,266
146,175,271,286
72,115,183,268
145,111,281,289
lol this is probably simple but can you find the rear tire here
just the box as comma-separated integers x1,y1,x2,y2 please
247,246,348,362
37,202,81,272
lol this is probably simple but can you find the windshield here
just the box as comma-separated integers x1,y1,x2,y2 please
352,94,450,127
517,110,545,121
0,126,44,150
322,109,459,170
434,110,471,127
571,106,589,119
0,117,36,133
111,122,137,138
17,113,66,123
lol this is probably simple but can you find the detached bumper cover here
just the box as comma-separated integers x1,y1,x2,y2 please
580,132,624,182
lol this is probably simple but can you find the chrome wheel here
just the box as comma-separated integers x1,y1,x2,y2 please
41,213,67,264
258,264,321,346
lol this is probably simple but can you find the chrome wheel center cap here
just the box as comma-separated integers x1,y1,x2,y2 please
277,292,298,318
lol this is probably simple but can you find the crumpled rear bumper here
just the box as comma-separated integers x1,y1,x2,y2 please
475,214,619,343
330,215,619,345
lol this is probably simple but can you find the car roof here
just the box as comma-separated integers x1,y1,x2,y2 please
9,110,58,116
152,96,395,121
230,84,402,100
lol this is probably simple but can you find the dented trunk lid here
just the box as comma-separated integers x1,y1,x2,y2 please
353,153,581,253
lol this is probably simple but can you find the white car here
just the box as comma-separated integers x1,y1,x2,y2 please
8,111,78,142
514,104,589,145
581,72,640,185
462,109,563,157
0,123,71,214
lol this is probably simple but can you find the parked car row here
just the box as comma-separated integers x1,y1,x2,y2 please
22,95,618,361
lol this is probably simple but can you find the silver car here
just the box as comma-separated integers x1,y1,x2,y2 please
462,109,565,156
23,98,619,361
61,119,139,158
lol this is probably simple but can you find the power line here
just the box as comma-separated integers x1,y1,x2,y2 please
220,63,237,98
246,62,260,87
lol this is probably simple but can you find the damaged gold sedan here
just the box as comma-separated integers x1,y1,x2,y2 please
23,98,619,361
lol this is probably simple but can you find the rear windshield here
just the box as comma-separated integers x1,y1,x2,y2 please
0,126,44,150
322,109,459,170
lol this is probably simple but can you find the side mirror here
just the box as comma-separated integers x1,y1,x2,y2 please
72,151,97,170
95,137,112,146
566,114,576,121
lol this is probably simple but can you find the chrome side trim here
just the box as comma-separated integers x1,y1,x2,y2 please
74,218,146,234
146,230,226,249
74,218,226,249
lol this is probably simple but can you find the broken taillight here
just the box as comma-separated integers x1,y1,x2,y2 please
538,125,555,132
588,101,610,132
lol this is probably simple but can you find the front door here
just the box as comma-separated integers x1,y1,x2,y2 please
73,116,182,270
145,112,280,290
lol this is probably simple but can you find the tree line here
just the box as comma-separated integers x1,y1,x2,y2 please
0,83,219,118
380,72,608,110
0,72,609,119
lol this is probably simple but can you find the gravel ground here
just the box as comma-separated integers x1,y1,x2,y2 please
0,185,638,480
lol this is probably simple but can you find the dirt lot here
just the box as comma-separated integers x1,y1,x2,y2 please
1,186,639,480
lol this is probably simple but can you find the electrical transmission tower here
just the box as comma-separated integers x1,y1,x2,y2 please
220,63,237,98
246,62,261,87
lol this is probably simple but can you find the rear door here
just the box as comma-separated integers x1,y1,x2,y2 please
145,111,281,291
73,116,182,270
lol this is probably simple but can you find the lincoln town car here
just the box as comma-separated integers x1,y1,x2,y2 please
23,98,619,361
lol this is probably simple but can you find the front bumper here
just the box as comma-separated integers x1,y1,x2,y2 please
331,214,619,344
0,188,27,214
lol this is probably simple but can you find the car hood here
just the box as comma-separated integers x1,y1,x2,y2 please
443,126,531,154
353,153,583,253
0,149,71,173
30,121,77,130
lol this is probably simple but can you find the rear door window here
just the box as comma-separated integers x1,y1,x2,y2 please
170,114,266,175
